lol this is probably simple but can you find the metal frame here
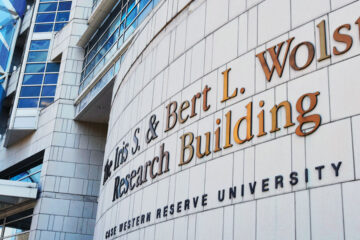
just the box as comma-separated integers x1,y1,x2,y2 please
0,210,33,239
18,39,59,109
34,0,72,32
79,0,155,92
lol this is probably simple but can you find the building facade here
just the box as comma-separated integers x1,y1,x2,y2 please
0,0,360,239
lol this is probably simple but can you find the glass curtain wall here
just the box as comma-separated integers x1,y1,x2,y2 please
18,40,59,108
79,0,160,93
77,54,124,114
34,0,72,32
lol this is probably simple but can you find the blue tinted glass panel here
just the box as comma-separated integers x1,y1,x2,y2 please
110,16,121,33
46,63,60,72
104,31,118,52
81,0,162,90
27,51,48,62
118,35,124,49
10,164,42,183
54,22,67,31
18,98,39,108
58,1,72,11
56,12,70,21
126,6,138,27
23,74,43,85
19,177,32,182
40,98,54,107
125,22,136,40
10,172,27,181
28,172,41,183
16,172,41,183
38,3,58,12
140,0,151,10
138,1,152,24
30,40,50,50
128,0,135,12
29,164,42,173
41,86,56,96
34,24,53,32
36,13,55,22
25,63,46,73
44,74,58,84
20,86,41,97
121,8,126,21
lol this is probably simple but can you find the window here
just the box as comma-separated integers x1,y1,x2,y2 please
10,163,42,184
80,0,160,92
24,63,46,73
23,75,43,85
30,39,50,50
36,12,55,22
18,40,59,109
1,151,44,184
0,208,34,240
77,54,123,114
34,0,72,32
27,51,48,62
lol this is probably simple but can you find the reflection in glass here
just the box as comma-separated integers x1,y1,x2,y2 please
38,3,58,12
41,86,56,96
54,22,67,31
3,232,30,239
20,86,41,97
56,12,70,22
0,210,33,240
27,51,48,62
46,63,60,72
36,13,55,22
29,40,50,50
34,23,54,32
18,98,39,108
10,164,42,184
44,74,58,84
36,1,71,32
23,75,43,85
40,98,54,108
81,0,160,91
25,63,46,73
58,1,72,11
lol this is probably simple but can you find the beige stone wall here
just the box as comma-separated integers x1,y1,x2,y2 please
98,0,360,239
